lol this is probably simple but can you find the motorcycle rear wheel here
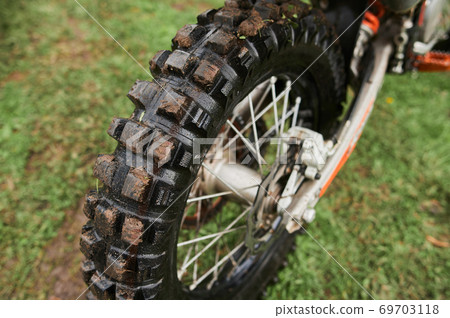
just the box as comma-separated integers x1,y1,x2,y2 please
80,0,346,299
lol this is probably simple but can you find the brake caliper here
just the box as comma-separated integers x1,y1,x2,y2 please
245,127,335,252
278,127,334,232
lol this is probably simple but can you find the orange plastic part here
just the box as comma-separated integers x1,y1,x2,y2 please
371,0,386,18
362,11,380,34
362,1,385,35
320,98,375,197
414,51,450,72
418,0,427,26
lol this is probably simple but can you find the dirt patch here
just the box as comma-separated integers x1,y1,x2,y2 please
25,13,111,71
68,17,84,40
1,71,29,86
171,1,212,13
354,164,370,178
31,197,88,299
420,199,444,215
49,17,92,65
25,143,66,175
0,68,29,90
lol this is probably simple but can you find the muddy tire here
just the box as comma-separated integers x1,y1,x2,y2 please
80,0,345,299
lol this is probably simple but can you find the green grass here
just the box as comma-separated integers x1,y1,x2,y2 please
0,0,448,299
267,73,450,300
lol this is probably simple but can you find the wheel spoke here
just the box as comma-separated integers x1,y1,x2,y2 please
280,80,291,136
254,82,271,115
226,119,266,165
180,207,250,272
189,242,245,290
223,83,292,152
257,107,295,149
278,80,291,156
208,232,248,289
270,76,280,136
193,243,199,283
192,197,202,284
292,97,301,128
177,226,246,247
177,245,193,280
248,93,263,173
178,75,305,290
187,190,233,204
180,202,194,229
186,184,259,204
212,211,223,286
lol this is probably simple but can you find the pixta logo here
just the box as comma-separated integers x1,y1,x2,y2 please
124,130,327,170
125,130,174,172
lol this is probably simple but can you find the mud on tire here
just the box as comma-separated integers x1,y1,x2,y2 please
80,0,345,299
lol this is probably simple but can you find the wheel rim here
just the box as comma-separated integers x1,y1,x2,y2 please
176,74,319,293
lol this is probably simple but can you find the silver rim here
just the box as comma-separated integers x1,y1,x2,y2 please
177,76,303,291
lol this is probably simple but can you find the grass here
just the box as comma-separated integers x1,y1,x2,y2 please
0,0,448,299
267,73,450,300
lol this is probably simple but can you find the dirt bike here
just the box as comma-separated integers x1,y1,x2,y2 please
79,0,449,299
